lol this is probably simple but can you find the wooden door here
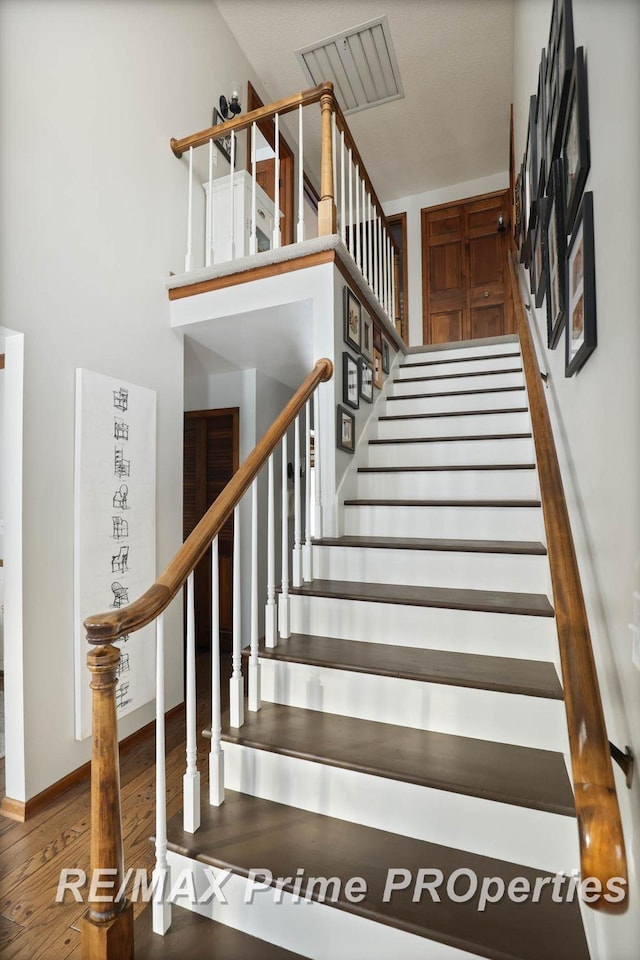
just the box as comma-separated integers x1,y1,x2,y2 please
183,408,239,653
421,190,513,344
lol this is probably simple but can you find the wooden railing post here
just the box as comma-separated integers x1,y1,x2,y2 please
82,644,133,960
318,83,337,236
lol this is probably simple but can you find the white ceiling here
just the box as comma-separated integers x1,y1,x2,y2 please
215,0,515,203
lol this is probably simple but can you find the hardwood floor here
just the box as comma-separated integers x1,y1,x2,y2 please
0,652,222,959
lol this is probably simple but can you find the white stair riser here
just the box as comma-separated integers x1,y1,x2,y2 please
166,852,468,960
223,743,579,874
312,544,550,593
367,437,534,468
343,504,545,541
289,594,558,660
376,411,531,440
386,390,528,415
259,658,568,753
391,372,524,397
407,340,519,362
398,355,521,378
356,468,540,501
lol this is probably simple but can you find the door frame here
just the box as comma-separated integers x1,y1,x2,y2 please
246,81,295,246
421,188,510,344
386,211,409,343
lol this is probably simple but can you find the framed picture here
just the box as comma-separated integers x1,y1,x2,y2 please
382,339,390,374
514,170,522,249
550,0,575,161
565,192,596,376
211,106,233,165
519,157,529,263
344,287,361,352
336,405,355,453
562,46,590,235
342,351,360,410
533,197,548,309
535,50,546,197
373,323,382,353
361,311,373,361
546,159,567,348
359,357,373,403
526,95,539,232
544,4,558,181
373,348,383,389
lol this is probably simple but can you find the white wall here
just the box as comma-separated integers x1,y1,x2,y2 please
513,2,640,957
0,0,270,802
384,172,509,346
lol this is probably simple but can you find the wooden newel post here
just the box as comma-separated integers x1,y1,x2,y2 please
82,643,134,960
318,83,337,236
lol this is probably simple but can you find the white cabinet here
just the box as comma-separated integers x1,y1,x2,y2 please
203,170,280,264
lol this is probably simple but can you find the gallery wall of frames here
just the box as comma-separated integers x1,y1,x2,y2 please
514,0,594,376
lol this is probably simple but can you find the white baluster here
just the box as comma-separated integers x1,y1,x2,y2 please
355,163,360,269
340,129,346,243
387,234,393,320
279,432,290,638
303,399,312,582
185,146,193,272
209,536,224,806
361,178,367,279
391,240,396,325
183,572,200,833
367,193,373,288
313,389,322,537
265,454,277,647
229,130,236,260
383,228,389,315
249,478,261,711
332,112,337,222
378,217,383,304
249,121,257,255
348,147,355,256
292,415,302,587
206,139,214,268
153,614,171,934
230,504,244,727
373,205,379,300
297,105,305,243
273,113,281,249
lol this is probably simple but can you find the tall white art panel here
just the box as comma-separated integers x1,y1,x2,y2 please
74,369,156,741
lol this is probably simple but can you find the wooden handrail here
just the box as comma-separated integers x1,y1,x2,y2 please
84,358,333,645
507,252,628,911
170,82,332,158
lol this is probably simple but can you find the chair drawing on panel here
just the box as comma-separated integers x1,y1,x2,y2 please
114,446,130,478
114,418,129,441
115,681,132,710
116,652,130,676
112,516,129,539
111,544,129,574
113,387,129,412
111,581,129,609
113,484,129,510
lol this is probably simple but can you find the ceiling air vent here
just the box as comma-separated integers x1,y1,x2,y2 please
295,16,404,115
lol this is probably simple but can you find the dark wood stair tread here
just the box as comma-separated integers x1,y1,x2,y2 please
164,791,588,960
358,463,536,473
134,900,305,959
288,579,554,618
380,406,529,421
394,367,523,383
256,633,563,699
369,433,532,445
387,386,526,400
402,350,521,368
220,704,573,815
344,498,541,508
312,535,547,555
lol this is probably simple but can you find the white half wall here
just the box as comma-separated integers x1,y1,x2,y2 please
384,172,509,347
513,2,640,958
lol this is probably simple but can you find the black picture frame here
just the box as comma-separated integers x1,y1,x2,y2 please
382,339,390,374
533,197,548,309
518,157,528,263
359,357,373,403
561,46,590,235
550,0,575,162
535,50,547,198
342,351,360,410
546,158,567,348
344,287,361,352
336,405,355,453
211,106,233,165
565,192,596,376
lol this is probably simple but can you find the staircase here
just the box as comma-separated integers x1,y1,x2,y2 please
146,335,591,959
